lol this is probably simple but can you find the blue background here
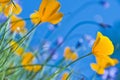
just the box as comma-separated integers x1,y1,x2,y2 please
18,0,120,79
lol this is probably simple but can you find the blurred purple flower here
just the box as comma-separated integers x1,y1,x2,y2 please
43,41,50,51
48,24,55,31
56,37,63,46
75,38,83,49
83,34,95,47
100,0,110,8
48,23,60,31
52,53,58,60
102,67,118,80
14,0,21,5
99,23,111,28
14,0,19,3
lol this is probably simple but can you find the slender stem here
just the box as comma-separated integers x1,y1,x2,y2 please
0,64,64,72
47,1,101,39
45,21,99,64
66,52,92,67
47,52,92,80
61,21,100,45
65,1,100,20
37,1,103,65
0,22,40,53
65,21,99,46
0,18,10,31
44,0,106,63
10,0,16,7
24,27,36,50
11,18,33,23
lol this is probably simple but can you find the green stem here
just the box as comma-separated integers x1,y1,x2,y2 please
47,52,92,80
0,22,40,53
0,64,64,73
66,52,92,67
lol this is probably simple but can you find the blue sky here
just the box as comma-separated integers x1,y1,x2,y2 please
20,0,120,45
19,0,120,79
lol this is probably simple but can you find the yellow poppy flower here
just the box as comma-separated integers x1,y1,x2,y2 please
10,40,19,50
21,52,34,65
0,0,10,3
0,0,10,5
21,52,42,72
64,47,78,61
30,0,63,25
91,32,118,74
0,0,10,12
15,47,24,56
3,3,22,16
10,40,24,56
91,56,118,74
24,65,42,72
61,72,69,80
10,15,26,33
0,6,2,12
92,32,114,56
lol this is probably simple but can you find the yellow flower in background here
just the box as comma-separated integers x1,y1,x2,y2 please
30,0,63,25
91,32,118,74
10,15,26,33
0,1,22,16
61,72,69,80
10,40,24,56
0,0,10,4
15,47,24,56
21,52,42,72
21,52,34,65
0,0,10,3
0,1,24,33
3,3,22,16
10,40,19,50
24,65,42,72
64,47,78,61
0,6,2,12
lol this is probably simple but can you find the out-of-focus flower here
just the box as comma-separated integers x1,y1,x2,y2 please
61,72,69,80
3,3,22,16
48,23,60,31
83,34,95,47
0,1,25,34
75,38,83,49
30,0,63,25
10,40,24,56
91,32,118,74
102,67,118,80
14,0,20,4
91,57,118,75
0,6,2,12
64,47,78,61
0,1,22,17
0,0,10,4
21,52,42,72
52,53,58,60
43,41,50,51
48,24,55,31
99,0,110,8
56,37,63,46
99,23,111,28
10,15,26,33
